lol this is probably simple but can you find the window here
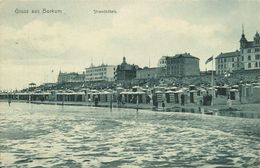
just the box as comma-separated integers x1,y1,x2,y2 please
255,62,258,67
248,55,251,61
248,63,251,68
256,55,260,60
247,49,251,53
232,63,235,67
232,58,234,62
224,58,226,62
242,56,244,61
255,48,260,52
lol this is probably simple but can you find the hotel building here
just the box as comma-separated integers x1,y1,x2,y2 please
215,29,260,75
215,50,240,75
240,30,260,70
165,53,200,77
57,72,84,83
85,64,116,82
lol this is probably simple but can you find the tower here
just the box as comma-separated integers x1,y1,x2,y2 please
123,57,126,64
240,24,247,49
254,31,260,45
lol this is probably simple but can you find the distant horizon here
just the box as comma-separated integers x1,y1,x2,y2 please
0,0,259,90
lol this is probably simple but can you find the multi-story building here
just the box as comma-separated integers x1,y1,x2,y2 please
158,56,167,68
165,53,200,77
136,67,165,80
114,57,139,81
240,30,260,70
57,72,84,83
215,50,240,75
85,64,116,82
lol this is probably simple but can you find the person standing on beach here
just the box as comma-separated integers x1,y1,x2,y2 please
8,98,11,106
181,94,185,106
162,101,165,111
209,94,212,106
227,96,232,109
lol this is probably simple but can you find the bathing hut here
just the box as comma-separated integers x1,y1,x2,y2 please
99,91,110,102
189,85,196,90
252,85,260,103
229,89,239,100
120,91,146,104
241,83,260,103
174,90,183,104
165,90,174,103
216,86,230,96
189,90,196,103
30,92,51,101
155,90,164,103
56,91,85,102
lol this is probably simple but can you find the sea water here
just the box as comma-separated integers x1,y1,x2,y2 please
0,102,259,167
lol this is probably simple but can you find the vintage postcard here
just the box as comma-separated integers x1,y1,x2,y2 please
0,0,260,167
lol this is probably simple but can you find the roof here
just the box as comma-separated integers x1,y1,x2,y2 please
215,50,240,59
85,64,116,70
117,63,137,71
245,41,254,48
59,72,79,75
165,53,199,60
137,67,162,71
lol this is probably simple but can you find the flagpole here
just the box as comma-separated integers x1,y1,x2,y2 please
211,56,214,106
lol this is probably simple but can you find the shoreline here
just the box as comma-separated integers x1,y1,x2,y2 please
2,99,260,114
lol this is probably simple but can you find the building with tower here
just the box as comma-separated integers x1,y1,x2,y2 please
215,26,260,75
239,27,260,70
114,57,139,81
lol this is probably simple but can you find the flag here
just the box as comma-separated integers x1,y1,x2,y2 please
205,56,213,64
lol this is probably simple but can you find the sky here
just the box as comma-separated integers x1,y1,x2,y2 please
0,0,260,90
